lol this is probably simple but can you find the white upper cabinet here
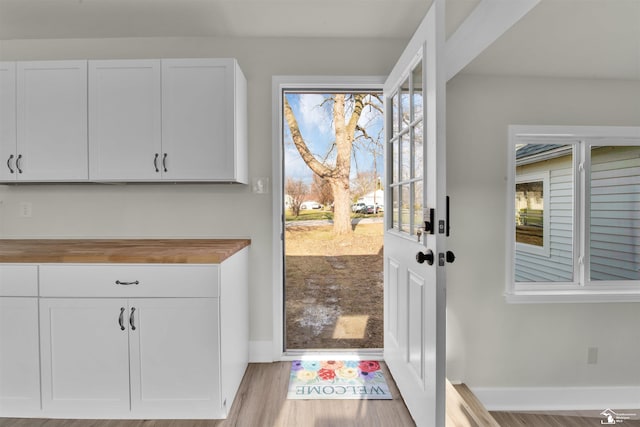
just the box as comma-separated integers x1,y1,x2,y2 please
162,59,247,183
89,60,161,181
0,62,17,181
1,58,247,183
16,61,88,181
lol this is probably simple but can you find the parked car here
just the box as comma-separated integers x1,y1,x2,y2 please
301,201,322,210
351,202,366,213
364,204,383,214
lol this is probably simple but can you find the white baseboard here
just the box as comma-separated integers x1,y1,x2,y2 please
249,340,274,363
472,385,640,411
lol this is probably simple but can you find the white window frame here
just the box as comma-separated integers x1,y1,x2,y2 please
506,125,640,303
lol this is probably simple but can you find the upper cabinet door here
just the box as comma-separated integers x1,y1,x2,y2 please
161,59,247,183
89,60,161,181
0,62,17,182
17,61,88,181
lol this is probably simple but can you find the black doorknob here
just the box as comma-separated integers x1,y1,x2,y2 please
416,250,434,265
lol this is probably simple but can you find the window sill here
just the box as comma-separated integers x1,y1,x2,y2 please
505,288,640,304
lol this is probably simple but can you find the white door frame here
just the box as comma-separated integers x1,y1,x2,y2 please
271,76,385,359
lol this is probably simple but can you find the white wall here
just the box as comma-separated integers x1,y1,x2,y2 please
3,35,639,399
0,36,406,355
446,73,640,392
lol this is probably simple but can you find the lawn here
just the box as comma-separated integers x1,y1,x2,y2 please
285,222,383,349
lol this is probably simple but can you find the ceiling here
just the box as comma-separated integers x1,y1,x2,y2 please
0,0,638,80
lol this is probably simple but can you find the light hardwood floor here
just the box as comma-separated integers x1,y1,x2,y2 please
0,362,415,427
2,362,638,427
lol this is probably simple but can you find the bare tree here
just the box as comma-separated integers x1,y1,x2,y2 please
351,170,377,201
285,177,308,217
312,174,333,208
284,93,382,235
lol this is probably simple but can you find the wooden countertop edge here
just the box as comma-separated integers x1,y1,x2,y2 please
0,239,251,264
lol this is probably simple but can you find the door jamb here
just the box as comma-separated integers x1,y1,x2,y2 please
271,76,385,360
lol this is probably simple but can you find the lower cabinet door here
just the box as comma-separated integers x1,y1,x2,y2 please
0,297,41,416
128,298,221,418
39,298,131,416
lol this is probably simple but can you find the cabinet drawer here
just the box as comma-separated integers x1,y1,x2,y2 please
39,265,218,298
0,265,38,296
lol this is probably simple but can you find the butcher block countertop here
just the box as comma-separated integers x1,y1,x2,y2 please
0,239,251,264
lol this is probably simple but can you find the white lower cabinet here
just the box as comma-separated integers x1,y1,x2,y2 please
39,297,221,418
129,298,220,418
39,298,131,416
0,265,40,417
0,297,41,415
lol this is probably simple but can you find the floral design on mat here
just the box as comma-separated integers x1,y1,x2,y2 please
288,359,392,399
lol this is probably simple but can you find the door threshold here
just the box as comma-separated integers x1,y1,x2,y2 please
281,348,384,361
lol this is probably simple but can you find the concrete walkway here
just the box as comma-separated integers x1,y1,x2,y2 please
285,217,383,227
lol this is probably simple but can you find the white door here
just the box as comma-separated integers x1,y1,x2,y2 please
17,61,88,181
383,1,448,425
89,59,161,181
39,298,130,416
128,298,222,418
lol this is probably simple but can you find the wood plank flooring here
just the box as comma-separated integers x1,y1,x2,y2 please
0,362,415,427
2,362,638,426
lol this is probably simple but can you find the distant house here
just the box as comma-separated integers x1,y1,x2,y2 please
515,144,639,282
357,189,384,207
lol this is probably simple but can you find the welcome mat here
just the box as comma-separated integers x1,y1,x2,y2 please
287,360,392,400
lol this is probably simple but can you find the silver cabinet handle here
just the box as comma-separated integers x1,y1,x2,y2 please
118,307,126,331
115,280,139,285
16,154,23,174
162,153,168,172
153,153,159,173
7,155,14,174
129,307,136,331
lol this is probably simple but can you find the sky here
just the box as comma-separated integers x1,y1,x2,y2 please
283,92,384,188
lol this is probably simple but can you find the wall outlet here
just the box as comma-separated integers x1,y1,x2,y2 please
20,202,32,218
587,346,598,365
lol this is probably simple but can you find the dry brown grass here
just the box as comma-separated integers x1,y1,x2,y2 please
285,223,384,349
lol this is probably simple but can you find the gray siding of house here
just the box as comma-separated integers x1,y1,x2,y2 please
515,166,574,282
590,154,640,281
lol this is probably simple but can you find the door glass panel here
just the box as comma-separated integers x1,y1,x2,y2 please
413,180,423,235
400,78,410,130
392,92,400,136
392,138,399,184
590,145,640,281
388,58,425,236
413,121,424,181
392,185,400,230
401,184,410,233
400,134,410,181
514,143,574,283
411,62,423,122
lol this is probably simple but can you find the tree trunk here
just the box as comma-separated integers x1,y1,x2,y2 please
331,178,352,235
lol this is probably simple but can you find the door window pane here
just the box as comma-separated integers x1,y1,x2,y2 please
413,121,423,181
590,145,640,281
412,62,423,122
392,185,400,230
400,78,410,130
401,184,410,233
